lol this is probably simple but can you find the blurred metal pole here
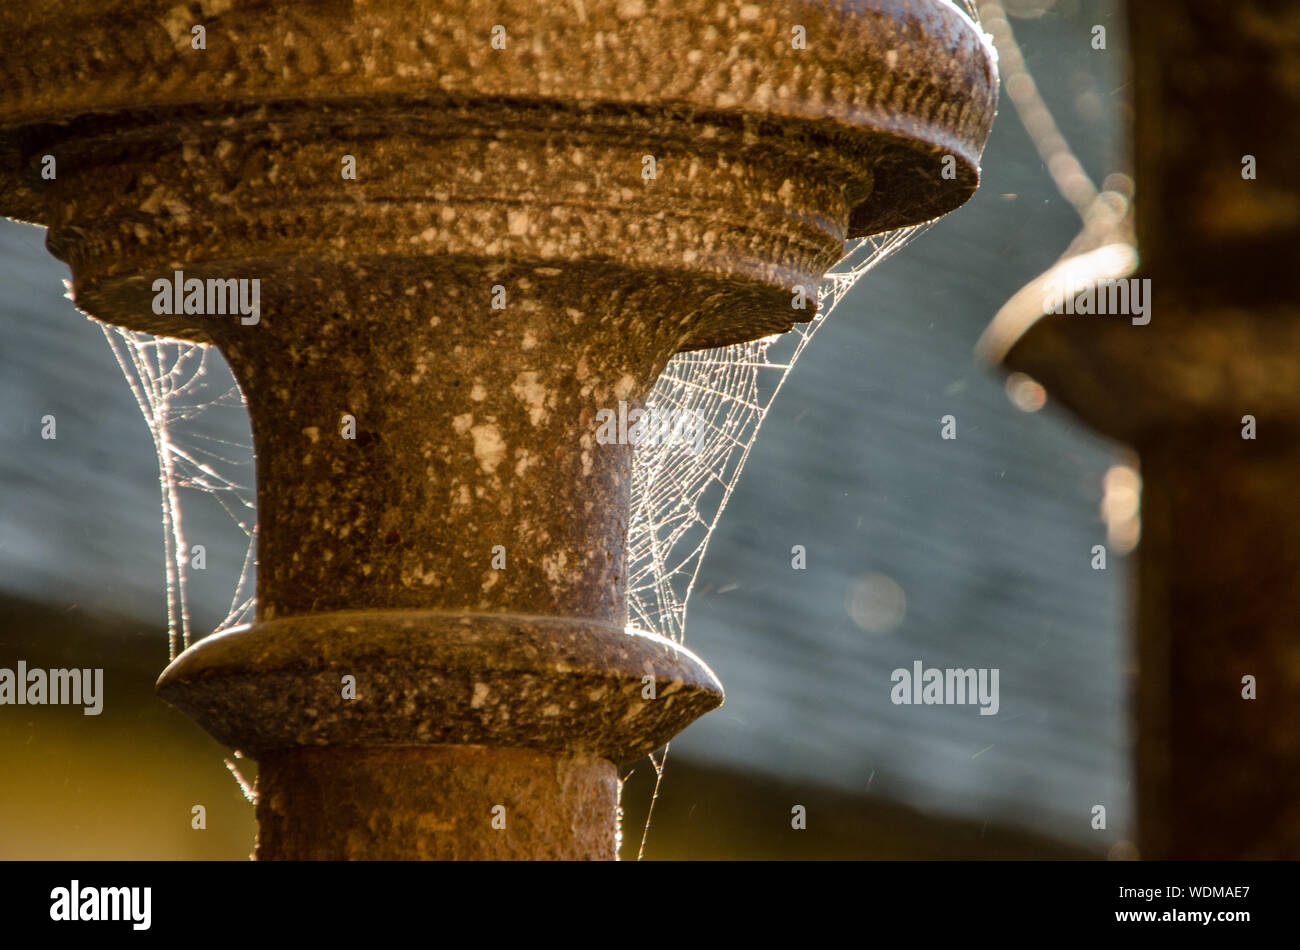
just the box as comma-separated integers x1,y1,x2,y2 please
982,0,1300,858
1,0,995,858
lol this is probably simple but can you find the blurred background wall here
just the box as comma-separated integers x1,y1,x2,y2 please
0,0,1131,859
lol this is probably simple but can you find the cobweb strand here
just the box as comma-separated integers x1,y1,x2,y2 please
101,223,931,865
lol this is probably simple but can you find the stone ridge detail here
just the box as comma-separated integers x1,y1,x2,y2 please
0,0,997,859
39,104,869,350
158,611,725,762
0,0,997,237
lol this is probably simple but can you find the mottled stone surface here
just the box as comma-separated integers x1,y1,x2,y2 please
1,0,996,858
257,746,619,860
0,0,996,237
210,260,795,622
159,611,723,762
43,104,859,348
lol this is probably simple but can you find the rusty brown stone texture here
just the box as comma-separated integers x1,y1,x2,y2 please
257,747,620,860
0,0,996,859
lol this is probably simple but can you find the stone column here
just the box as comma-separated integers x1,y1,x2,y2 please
0,0,995,858
979,0,1300,858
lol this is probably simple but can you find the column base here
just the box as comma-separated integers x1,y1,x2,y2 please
157,610,723,763
256,745,619,860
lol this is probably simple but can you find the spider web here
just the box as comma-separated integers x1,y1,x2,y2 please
101,0,986,854
101,226,924,662
101,321,259,801
101,326,257,660
99,225,928,830
99,222,931,839
623,225,929,856
625,0,986,855
627,228,926,648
